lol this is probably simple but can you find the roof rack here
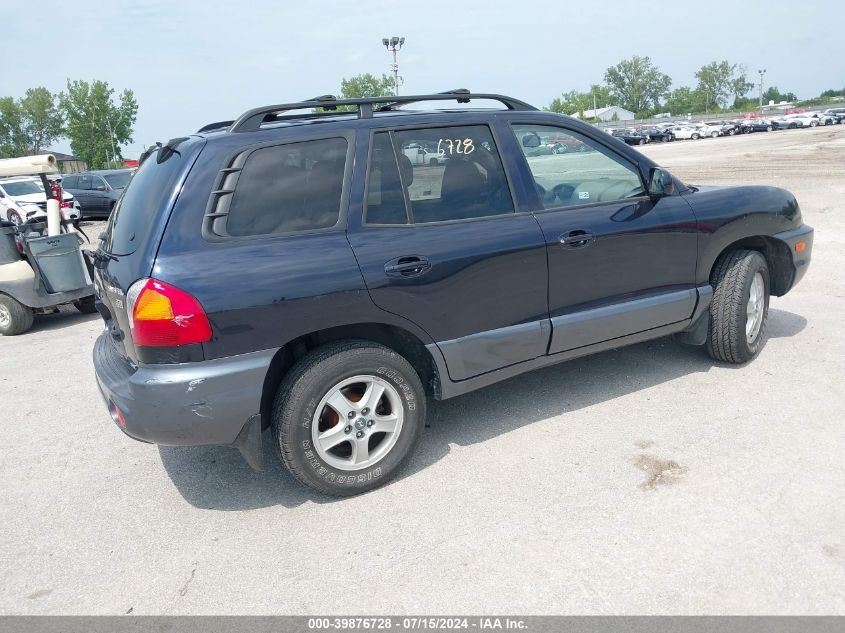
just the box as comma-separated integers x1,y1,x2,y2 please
223,90,537,133
197,120,236,133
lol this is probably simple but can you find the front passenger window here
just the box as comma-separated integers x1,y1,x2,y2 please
512,124,645,209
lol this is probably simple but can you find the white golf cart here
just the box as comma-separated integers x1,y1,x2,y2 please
0,155,95,336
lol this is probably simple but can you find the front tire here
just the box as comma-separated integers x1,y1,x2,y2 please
7,211,22,226
706,250,770,364
0,294,34,336
272,340,426,496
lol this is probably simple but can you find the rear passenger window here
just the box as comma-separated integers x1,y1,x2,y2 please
224,137,347,237
365,125,512,225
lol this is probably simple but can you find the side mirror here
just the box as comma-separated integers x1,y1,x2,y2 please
96,185,106,191
648,167,675,198
522,132,541,148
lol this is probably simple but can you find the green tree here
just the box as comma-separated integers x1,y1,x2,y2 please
320,73,396,112
664,86,716,115
19,87,64,154
730,67,754,107
763,86,797,103
0,96,26,158
603,56,672,113
694,61,733,111
60,80,138,169
548,85,613,119
695,61,754,111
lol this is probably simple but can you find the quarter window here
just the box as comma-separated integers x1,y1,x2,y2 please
224,137,347,237
365,125,512,225
512,124,645,209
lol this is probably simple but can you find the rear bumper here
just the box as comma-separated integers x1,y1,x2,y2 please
93,332,277,446
774,224,813,293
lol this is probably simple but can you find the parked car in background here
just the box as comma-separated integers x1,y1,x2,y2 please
812,112,836,126
611,128,648,145
402,142,447,166
642,127,674,142
707,120,740,136
784,113,818,128
670,125,702,140
823,107,845,123
548,134,591,153
62,169,134,218
774,116,804,129
0,176,80,225
742,119,778,133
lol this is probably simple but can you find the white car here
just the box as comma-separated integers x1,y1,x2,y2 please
670,125,702,140
781,113,818,128
402,143,447,166
0,176,80,225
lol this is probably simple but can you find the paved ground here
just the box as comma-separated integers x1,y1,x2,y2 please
1,126,844,615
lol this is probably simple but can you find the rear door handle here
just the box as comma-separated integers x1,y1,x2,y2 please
384,256,432,278
559,230,594,248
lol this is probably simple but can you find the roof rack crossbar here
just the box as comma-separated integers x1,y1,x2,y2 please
228,91,537,133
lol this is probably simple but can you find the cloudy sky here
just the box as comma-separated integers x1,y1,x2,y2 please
3,0,842,156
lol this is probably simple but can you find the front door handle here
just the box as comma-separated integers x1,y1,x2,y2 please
559,230,594,248
384,256,432,278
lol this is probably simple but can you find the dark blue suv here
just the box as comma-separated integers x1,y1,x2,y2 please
92,91,813,496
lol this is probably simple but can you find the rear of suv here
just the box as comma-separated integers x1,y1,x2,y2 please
93,90,812,496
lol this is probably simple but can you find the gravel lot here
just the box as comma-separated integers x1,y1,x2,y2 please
1,126,843,615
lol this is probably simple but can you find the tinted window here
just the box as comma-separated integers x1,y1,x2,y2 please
364,132,409,225
512,124,645,209
90,176,106,189
104,172,133,190
370,125,512,224
63,175,78,189
103,139,194,255
78,175,92,191
225,137,347,237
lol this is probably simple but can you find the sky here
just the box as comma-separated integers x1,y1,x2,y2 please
2,0,843,157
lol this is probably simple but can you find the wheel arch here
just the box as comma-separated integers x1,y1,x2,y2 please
259,322,442,431
708,235,793,297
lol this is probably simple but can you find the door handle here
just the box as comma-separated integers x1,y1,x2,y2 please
559,230,594,248
384,256,432,278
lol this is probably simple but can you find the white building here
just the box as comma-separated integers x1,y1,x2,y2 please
573,105,635,122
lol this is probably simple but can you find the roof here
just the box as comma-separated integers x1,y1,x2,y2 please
50,151,81,161
577,106,634,118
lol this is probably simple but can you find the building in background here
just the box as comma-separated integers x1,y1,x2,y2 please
573,106,635,122
51,152,87,174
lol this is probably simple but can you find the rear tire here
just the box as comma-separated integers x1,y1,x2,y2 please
272,340,426,496
706,250,770,364
0,294,34,336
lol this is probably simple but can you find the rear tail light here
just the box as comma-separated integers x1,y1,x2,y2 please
126,278,212,347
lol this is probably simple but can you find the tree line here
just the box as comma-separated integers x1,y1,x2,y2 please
546,56,818,119
0,80,138,169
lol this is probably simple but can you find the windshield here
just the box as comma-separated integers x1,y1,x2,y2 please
1,180,43,196
104,172,133,190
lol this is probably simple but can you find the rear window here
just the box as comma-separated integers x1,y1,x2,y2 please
223,137,347,237
103,139,196,255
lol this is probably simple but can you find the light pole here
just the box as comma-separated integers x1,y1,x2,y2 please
758,69,767,112
382,36,405,96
